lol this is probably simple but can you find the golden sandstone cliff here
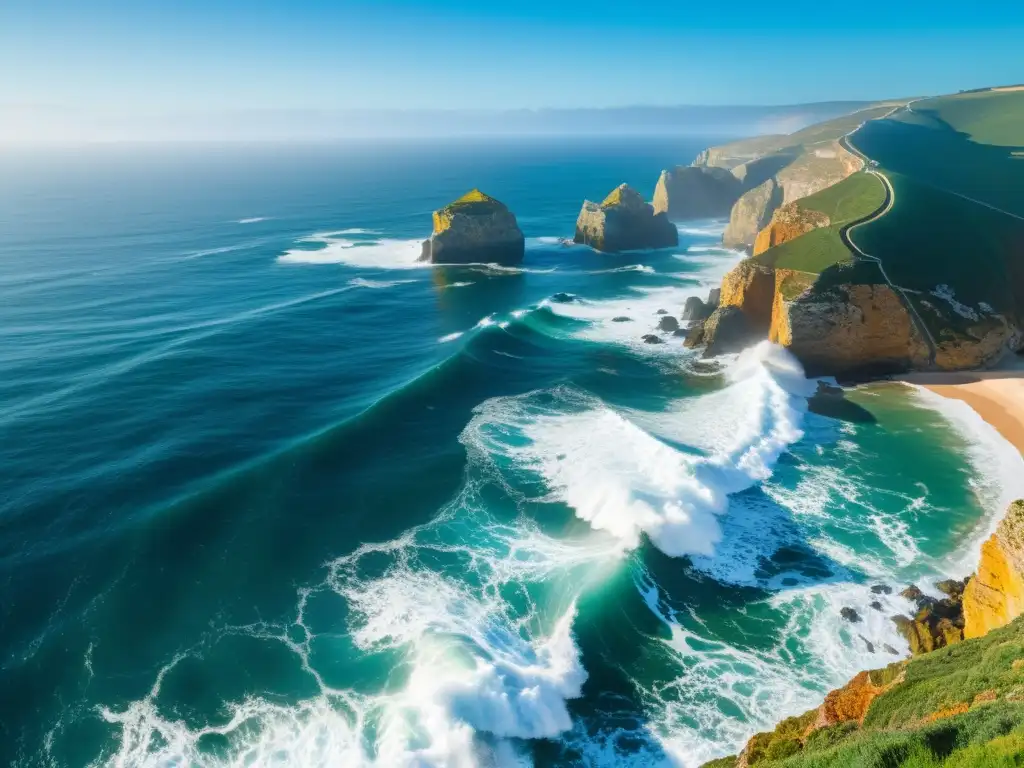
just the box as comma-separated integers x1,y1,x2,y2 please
722,142,863,248
708,499,1024,768
752,203,830,256
963,500,1024,639
704,257,931,377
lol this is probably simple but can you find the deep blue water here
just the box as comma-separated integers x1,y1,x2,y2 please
1,139,1020,767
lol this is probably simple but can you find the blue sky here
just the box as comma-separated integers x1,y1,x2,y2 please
2,0,1022,112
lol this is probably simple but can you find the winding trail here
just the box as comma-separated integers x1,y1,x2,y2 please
839,126,939,366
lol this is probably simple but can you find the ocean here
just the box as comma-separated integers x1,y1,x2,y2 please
1,138,1022,767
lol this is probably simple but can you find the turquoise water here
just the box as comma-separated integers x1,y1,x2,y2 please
1,139,1021,767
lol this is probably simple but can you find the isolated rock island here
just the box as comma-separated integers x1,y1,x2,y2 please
574,184,678,252
420,189,525,265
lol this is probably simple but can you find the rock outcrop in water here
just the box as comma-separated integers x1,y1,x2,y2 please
963,500,1024,639
652,166,743,220
891,579,967,656
420,189,525,265
703,498,1024,768
574,184,678,252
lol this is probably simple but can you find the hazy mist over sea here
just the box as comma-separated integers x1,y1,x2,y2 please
0,101,874,144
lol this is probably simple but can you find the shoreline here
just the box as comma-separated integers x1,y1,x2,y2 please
896,366,1024,456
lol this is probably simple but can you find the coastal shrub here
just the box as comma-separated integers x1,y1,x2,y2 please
757,701,1024,767
864,619,1024,730
802,720,858,751
700,757,737,768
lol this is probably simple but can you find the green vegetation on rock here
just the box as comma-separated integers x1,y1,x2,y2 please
851,169,1024,341
700,617,1024,768
915,89,1024,147
755,172,887,274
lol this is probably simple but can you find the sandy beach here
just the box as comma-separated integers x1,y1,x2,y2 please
899,368,1024,455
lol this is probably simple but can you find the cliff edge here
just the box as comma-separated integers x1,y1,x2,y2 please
964,500,1024,639
652,166,743,220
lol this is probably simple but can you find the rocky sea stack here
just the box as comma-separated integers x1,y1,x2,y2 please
420,189,525,265
574,184,678,253
652,166,743,220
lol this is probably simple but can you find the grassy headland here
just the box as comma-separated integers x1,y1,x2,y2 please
754,172,887,274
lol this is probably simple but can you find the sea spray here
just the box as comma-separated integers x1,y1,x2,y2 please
468,342,815,557
279,230,424,268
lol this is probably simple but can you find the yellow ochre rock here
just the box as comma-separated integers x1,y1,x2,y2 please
753,204,831,257
421,189,525,265
769,282,931,377
964,500,1024,639
718,259,776,332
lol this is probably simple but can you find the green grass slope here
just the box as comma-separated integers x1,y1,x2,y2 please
754,171,887,274
916,89,1024,147
854,91,1024,217
702,616,1024,768
834,88,1024,345
700,102,911,168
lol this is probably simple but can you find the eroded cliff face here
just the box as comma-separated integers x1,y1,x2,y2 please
775,142,863,205
575,184,678,252
771,282,932,377
723,180,778,248
698,258,931,377
933,320,1023,371
421,189,525,264
753,204,831,257
732,666,904,768
652,166,743,220
718,259,776,332
963,500,1024,639
722,142,862,248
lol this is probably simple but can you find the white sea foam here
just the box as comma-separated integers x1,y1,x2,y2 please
677,222,727,237
97,480,622,767
444,281,475,289
472,263,558,275
590,264,656,274
905,385,1024,575
280,230,424,268
542,286,689,346
237,216,270,224
347,277,418,289
439,331,464,343
183,243,254,260
466,343,814,558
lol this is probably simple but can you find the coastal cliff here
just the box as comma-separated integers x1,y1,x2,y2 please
420,189,525,264
964,500,1024,639
753,204,830,256
690,160,1020,375
702,497,1024,768
722,142,863,248
694,254,1019,377
575,183,678,252
770,279,932,377
652,166,743,220
692,256,932,377
724,180,779,248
